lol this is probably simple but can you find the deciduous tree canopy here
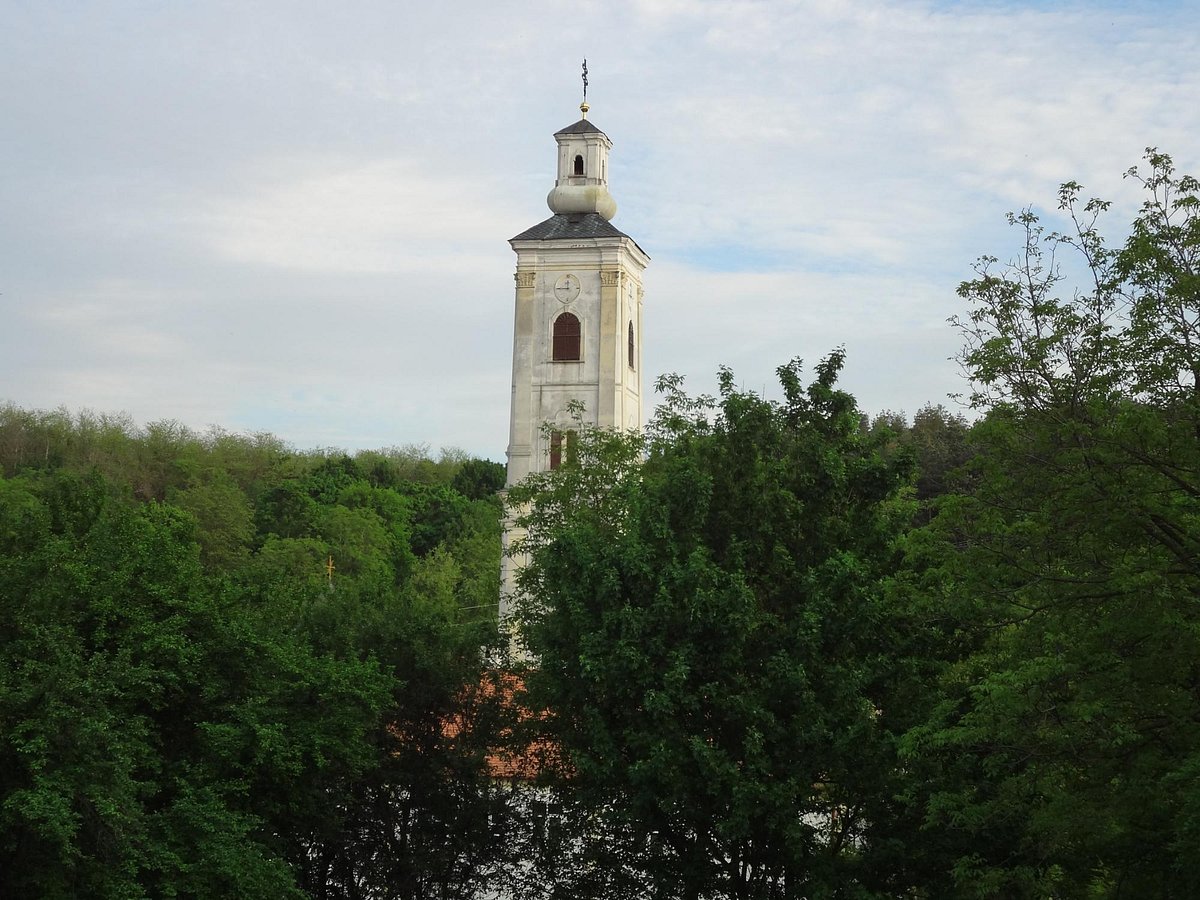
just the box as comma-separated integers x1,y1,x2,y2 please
904,149,1200,898
508,354,917,899
0,421,513,898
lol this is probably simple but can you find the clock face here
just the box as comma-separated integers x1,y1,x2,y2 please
554,274,580,303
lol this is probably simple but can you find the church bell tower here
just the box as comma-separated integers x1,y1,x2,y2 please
500,83,650,623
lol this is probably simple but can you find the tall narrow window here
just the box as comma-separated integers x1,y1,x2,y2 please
628,321,635,369
550,430,577,470
573,154,585,176
552,313,581,361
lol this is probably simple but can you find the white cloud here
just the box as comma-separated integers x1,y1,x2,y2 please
202,157,516,274
2,0,1197,457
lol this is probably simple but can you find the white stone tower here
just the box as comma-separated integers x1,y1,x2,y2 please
499,94,650,625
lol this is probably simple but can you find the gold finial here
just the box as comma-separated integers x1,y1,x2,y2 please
580,58,589,118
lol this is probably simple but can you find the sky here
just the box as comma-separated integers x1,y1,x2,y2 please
3,0,1198,460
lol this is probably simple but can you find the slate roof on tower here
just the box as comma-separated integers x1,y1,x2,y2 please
511,212,632,243
554,118,606,136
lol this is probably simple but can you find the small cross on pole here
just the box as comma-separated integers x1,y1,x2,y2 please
580,59,590,117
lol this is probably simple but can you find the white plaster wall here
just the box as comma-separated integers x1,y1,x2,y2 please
506,237,647,487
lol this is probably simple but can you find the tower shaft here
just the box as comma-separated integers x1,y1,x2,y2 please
500,108,649,627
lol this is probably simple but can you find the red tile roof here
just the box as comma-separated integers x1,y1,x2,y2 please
441,669,563,781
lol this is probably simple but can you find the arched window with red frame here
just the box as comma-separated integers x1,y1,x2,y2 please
553,313,581,361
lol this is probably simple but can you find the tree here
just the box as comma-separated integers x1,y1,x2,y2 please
0,406,521,896
168,474,256,570
0,470,390,898
906,404,973,503
863,404,974,509
507,353,916,899
451,458,506,501
0,458,514,898
906,149,1200,897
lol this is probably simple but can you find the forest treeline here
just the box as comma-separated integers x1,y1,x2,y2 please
2,149,1197,898
0,412,520,897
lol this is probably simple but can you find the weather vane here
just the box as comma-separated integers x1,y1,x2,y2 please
580,58,589,117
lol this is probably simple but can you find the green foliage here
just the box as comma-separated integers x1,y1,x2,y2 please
0,471,384,897
169,474,256,569
289,567,514,900
864,404,974,506
0,415,511,897
451,457,506,501
395,481,472,558
908,149,1200,897
508,353,916,899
